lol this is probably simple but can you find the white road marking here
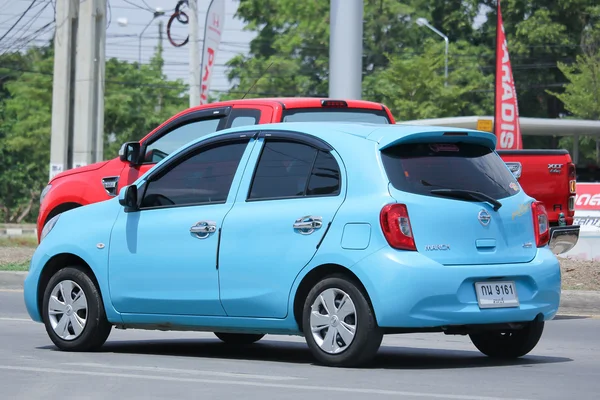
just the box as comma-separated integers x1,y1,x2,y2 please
0,365,531,400
63,362,303,381
0,317,32,322
0,289,23,292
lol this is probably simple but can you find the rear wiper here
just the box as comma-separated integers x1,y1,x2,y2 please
430,189,503,211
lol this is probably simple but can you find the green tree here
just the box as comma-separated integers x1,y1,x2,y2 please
365,39,494,120
222,0,484,100
549,50,600,164
476,0,600,120
0,46,53,223
103,39,188,158
0,39,189,222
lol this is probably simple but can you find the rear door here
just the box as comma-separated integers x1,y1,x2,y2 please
217,131,346,318
381,141,538,265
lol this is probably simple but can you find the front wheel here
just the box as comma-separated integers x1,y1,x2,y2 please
302,274,383,367
469,320,545,358
41,266,112,351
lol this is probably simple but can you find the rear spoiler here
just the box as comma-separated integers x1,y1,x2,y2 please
369,127,497,151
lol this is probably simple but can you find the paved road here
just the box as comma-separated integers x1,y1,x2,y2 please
1,290,599,400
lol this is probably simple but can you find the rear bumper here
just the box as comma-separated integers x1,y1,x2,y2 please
548,225,580,255
350,247,561,329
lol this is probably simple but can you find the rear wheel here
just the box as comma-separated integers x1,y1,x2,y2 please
302,274,383,367
469,320,544,358
214,332,265,345
41,266,112,351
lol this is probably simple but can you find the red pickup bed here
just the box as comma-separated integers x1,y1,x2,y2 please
497,149,576,227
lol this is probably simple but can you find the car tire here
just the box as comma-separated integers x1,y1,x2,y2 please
302,274,383,367
469,320,545,358
214,332,265,345
41,266,112,351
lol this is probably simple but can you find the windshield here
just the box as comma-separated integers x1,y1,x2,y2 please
281,108,390,124
381,142,521,200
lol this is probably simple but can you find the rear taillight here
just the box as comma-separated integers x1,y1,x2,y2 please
568,162,576,194
531,201,550,247
380,203,416,251
568,196,576,212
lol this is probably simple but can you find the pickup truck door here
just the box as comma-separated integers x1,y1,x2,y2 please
114,105,274,196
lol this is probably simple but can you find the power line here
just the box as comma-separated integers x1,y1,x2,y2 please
0,0,38,44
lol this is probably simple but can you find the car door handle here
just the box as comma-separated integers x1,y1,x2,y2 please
190,220,217,239
293,216,323,235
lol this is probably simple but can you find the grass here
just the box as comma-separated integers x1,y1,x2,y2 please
0,236,38,248
0,261,30,271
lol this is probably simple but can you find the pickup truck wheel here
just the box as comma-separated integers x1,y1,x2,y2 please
214,332,265,345
41,266,112,351
469,320,544,358
302,275,383,367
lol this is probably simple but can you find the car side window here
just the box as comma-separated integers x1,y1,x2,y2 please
248,140,341,200
306,151,341,196
140,140,248,209
143,118,222,163
226,108,262,129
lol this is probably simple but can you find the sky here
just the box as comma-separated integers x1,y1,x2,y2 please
1,0,256,94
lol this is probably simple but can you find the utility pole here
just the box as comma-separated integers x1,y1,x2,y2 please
328,0,363,99
189,0,201,107
156,20,164,113
49,0,79,180
72,0,107,167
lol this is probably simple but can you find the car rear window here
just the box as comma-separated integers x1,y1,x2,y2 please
380,142,520,200
281,109,390,124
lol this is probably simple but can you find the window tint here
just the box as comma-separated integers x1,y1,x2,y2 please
144,118,222,163
227,108,262,128
248,141,318,200
381,142,520,200
231,116,258,128
281,109,390,124
306,151,341,196
141,141,248,208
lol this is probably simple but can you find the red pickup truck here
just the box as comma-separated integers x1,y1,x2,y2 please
37,97,395,239
498,150,577,226
498,149,580,254
37,97,580,253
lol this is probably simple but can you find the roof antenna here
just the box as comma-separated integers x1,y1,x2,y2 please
241,61,274,99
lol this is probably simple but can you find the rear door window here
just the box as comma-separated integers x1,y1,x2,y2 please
247,141,342,200
381,142,520,200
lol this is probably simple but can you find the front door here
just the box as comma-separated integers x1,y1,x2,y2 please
218,133,346,318
108,135,256,316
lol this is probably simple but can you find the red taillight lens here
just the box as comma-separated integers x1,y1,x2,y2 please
380,203,416,251
531,201,550,247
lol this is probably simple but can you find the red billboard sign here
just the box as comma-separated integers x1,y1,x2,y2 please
575,183,600,210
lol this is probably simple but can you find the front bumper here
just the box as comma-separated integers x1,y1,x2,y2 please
548,225,580,255
350,247,561,329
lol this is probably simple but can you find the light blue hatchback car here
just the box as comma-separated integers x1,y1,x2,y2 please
24,121,562,367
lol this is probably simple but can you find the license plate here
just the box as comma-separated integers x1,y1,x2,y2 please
474,281,519,309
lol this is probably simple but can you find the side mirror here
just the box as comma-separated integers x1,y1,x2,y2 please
118,184,139,211
119,141,142,165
